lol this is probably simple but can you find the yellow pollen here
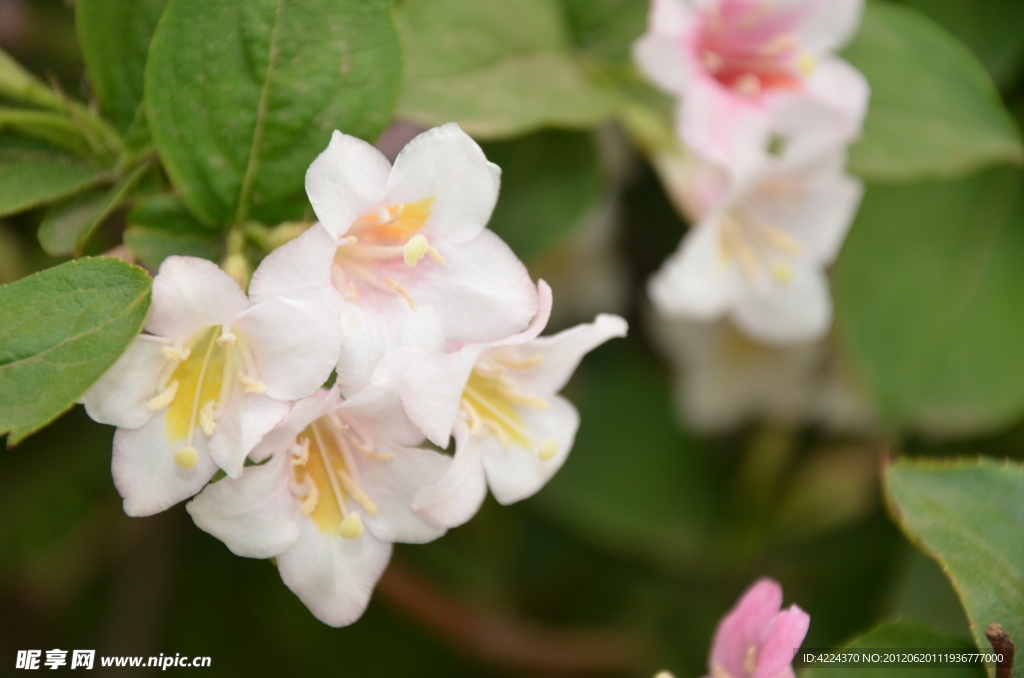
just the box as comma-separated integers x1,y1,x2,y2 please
383,277,416,310
237,374,266,393
797,51,817,77
734,73,762,97
347,281,359,301
146,380,179,411
300,478,319,514
339,512,364,539
538,439,558,461
216,330,236,347
745,646,758,675
174,446,199,469
161,346,191,362
711,663,734,678
291,437,310,466
771,262,794,283
403,234,430,266
199,399,217,436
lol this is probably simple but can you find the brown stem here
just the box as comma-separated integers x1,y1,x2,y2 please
986,623,1015,678
376,558,651,676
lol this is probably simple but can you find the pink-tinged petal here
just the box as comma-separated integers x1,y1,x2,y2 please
803,57,870,142
793,0,864,53
208,390,290,478
185,452,300,559
482,395,579,504
338,382,424,448
385,123,501,244
681,75,771,179
249,389,342,463
412,421,487,529
488,279,553,348
650,0,693,34
80,335,167,429
112,413,219,517
752,605,810,678
396,229,538,344
356,444,451,544
732,266,832,344
648,219,738,319
305,130,391,237
236,297,342,401
276,518,393,627
710,578,785,678
146,257,249,339
248,223,342,307
377,347,482,448
505,314,628,396
634,33,690,94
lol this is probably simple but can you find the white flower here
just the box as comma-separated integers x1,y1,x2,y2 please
186,385,451,627
375,282,628,528
648,151,863,344
304,123,539,394
634,0,869,178
81,227,342,516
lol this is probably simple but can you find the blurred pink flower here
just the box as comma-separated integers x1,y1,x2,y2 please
634,0,868,179
704,578,810,678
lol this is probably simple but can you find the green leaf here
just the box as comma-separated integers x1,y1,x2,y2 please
557,0,648,65
803,620,985,678
144,0,401,226
124,196,223,270
904,0,1024,89
886,457,1024,676
36,162,152,257
76,0,168,132
396,0,614,139
844,1,1023,183
836,167,1024,434
0,132,105,217
481,130,605,261
535,340,719,572
0,258,152,445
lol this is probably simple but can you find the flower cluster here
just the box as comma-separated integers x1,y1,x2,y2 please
635,0,868,344
83,124,628,626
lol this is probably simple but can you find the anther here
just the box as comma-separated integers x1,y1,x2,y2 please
339,512,364,539
347,281,359,301
403,234,430,266
199,400,217,436
146,381,179,411
290,437,311,466
383,278,416,310
217,328,236,347
538,439,558,461
745,646,758,675
174,446,199,469
797,52,817,77
770,262,793,283
237,374,266,394
161,346,191,362
300,477,319,515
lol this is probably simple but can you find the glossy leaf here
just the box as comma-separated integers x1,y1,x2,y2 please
886,457,1024,676
145,0,401,225
0,258,152,445
396,0,614,139
836,167,1024,434
0,132,105,218
76,0,168,132
844,1,1023,182
124,196,223,270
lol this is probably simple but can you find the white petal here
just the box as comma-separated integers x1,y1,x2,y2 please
305,130,391,237
681,75,771,180
249,389,342,463
236,297,342,401
795,0,864,53
504,314,628,396
80,335,166,429
247,223,343,307
112,413,219,517
385,123,501,244
186,452,300,558
634,33,689,94
393,229,538,344
412,421,487,529
804,56,870,141
334,298,445,397
482,395,579,505
488,279,553,347
338,381,424,448
357,444,451,544
277,518,392,627
648,219,738,319
732,266,833,344
146,257,250,339
208,390,290,478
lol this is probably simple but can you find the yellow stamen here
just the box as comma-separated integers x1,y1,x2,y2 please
161,346,191,362
427,246,446,265
237,374,266,394
199,399,217,436
797,51,817,77
383,277,416,310
339,512,363,539
499,387,549,409
300,478,319,515
770,262,794,283
336,468,379,515
291,437,310,466
216,329,236,347
745,646,758,675
174,446,199,469
347,281,359,301
495,354,544,370
146,380,179,411
484,419,511,450
403,234,430,266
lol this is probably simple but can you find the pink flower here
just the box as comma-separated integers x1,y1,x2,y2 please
704,578,810,678
634,0,868,179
